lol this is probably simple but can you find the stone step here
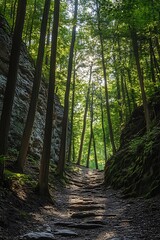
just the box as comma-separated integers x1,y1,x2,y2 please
54,221,104,229
69,204,105,211
70,211,117,219
19,232,55,240
54,229,78,237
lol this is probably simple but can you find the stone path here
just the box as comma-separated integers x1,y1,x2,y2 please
15,166,160,240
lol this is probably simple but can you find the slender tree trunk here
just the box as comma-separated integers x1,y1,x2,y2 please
16,0,51,172
86,119,92,168
92,132,98,169
77,64,92,165
124,77,132,118
96,0,116,154
90,83,98,169
38,0,60,196
130,28,151,130
149,37,156,84
100,88,107,162
127,56,136,110
11,0,18,32
0,0,27,180
72,133,75,163
57,0,78,176
45,14,52,66
3,0,7,15
28,0,37,49
113,53,122,122
68,59,76,163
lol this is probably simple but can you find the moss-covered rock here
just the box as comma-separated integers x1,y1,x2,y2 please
105,92,160,197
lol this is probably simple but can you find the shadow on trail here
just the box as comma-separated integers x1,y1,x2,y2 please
2,164,160,239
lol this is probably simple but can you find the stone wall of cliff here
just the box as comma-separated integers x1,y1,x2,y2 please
0,15,64,163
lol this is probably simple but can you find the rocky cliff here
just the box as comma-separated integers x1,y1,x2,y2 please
105,91,160,197
0,15,64,163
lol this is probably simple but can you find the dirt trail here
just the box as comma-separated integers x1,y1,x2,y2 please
1,166,160,240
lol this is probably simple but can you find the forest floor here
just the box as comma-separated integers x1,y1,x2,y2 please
1,163,160,240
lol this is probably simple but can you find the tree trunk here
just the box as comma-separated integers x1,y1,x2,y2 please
68,58,76,163
57,0,78,176
28,0,37,49
93,132,98,169
90,83,98,169
130,28,150,130
3,0,7,15
16,0,51,172
100,88,107,162
0,0,27,180
124,76,132,118
38,0,60,196
77,64,92,165
45,14,52,66
113,53,122,122
96,0,116,154
86,118,92,168
11,0,18,32
149,37,156,84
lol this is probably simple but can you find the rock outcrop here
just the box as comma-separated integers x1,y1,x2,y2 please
105,91,160,197
0,15,64,163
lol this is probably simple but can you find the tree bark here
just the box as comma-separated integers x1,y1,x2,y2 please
38,0,60,196
96,0,116,154
77,64,92,165
130,28,151,130
28,0,37,49
100,88,107,162
57,0,78,176
68,58,76,163
0,0,27,180
16,0,51,172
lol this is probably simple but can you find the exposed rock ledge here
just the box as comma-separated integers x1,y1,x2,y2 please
0,15,65,163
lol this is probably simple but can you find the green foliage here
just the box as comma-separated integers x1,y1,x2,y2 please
0,155,7,165
4,169,36,186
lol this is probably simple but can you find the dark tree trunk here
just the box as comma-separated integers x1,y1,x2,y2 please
57,0,78,176
38,0,60,196
149,37,156,84
0,0,27,180
28,0,37,49
86,118,92,168
16,0,51,172
100,88,107,162
93,132,98,169
45,14,52,66
113,53,122,122
68,58,76,163
124,77,132,118
96,0,116,154
130,28,150,130
3,0,7,15
77,64,92,165
11,0,18,32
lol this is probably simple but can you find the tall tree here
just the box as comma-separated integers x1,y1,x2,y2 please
68,57,76,163
130,28,151,130
100,88,107,162
38,0,60,196
77,64,92,165
96,0,116,154
16,0,51,172
57,0,78,176
0,0,27,180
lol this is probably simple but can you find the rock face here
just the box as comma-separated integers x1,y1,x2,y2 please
0,15,65,163
105,91,160,197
